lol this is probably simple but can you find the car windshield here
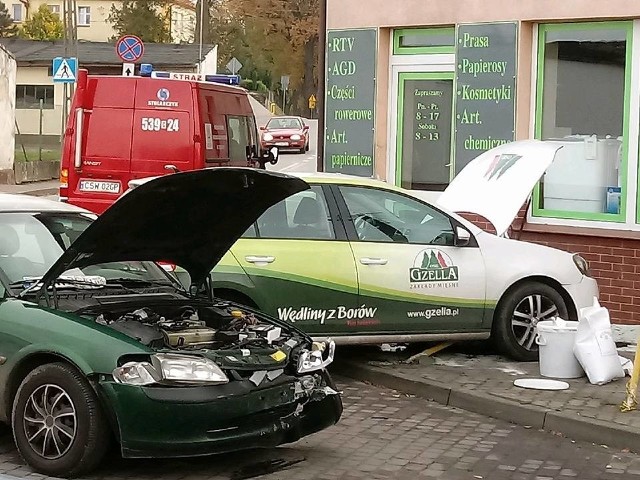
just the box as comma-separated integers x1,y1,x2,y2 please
0,212,172,289
267,118,302,130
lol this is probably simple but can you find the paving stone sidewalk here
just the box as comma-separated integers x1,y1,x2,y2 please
336,348,640,453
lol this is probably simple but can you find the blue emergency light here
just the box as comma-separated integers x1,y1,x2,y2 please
204,74,241,85
143,65,241,86
139,63,153,76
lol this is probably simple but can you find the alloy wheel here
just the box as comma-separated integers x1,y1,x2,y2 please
511,294,559,352
23,384,77,459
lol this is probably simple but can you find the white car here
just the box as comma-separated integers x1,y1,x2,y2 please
124,141,599,361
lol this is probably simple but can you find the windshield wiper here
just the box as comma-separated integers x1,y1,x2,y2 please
15,276,108,297
106,277,187,294
106,278,175,288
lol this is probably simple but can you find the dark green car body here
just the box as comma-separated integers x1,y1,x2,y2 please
0,169,342,477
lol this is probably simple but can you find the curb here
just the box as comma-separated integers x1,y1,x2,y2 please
334,359,640,453
25,187,58,197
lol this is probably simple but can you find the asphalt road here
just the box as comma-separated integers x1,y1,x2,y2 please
0,377,637,480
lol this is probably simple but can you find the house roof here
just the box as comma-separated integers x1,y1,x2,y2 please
0,39,215,68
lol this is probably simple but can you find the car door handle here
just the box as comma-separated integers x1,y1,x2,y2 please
245,255,275,264
359,257,388,265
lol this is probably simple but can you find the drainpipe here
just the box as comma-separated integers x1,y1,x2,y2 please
316,0,327,172
19,0,29,19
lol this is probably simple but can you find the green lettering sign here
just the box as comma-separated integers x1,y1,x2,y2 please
324,29,376,176
454,22,517,175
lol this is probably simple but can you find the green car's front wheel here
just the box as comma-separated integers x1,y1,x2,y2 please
12,362,110,478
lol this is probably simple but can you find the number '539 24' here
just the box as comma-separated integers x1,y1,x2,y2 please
141,118,180,132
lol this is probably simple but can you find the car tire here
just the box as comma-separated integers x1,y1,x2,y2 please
492,281,568,362
12,362,110,477
305,143,310,152
298,147,306,154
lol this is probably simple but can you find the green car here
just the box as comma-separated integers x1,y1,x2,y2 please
0,169,341,478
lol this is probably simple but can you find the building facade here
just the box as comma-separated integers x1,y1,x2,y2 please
0,45,16,184
324,0,640,324
10,0,195,43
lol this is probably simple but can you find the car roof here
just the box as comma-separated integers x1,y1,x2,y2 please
0,194,91,214
285,172,402,190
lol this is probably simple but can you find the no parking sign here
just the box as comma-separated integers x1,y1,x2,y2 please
116,35,144,63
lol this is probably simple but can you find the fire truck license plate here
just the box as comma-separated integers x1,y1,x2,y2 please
79,180,120,193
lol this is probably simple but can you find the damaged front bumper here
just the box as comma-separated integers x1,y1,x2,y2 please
99,370,343,458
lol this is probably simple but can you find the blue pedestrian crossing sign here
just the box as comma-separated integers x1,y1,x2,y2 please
52,57,78,83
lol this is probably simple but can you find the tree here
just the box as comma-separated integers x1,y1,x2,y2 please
222,0,320,115
0,1,18,38
20,4,63,40
108,0,171,43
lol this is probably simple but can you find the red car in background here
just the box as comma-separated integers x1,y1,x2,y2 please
260,116,310,154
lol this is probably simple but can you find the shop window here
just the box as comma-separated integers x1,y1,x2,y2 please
77,6,90,26
15,85,55,110
533,22,631,222
393,28,455,55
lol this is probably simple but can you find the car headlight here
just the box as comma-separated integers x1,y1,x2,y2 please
573,254,591,277
297,339,336,374
290,134,301,141
113,353,229,386
263,133,273,141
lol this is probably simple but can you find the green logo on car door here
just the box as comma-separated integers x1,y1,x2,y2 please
409,249,459,285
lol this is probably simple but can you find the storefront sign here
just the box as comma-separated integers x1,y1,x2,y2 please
454,22,517,175
399,75,453,188
324,28,377,176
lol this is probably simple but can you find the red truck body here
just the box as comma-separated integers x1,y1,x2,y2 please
60,69,263,214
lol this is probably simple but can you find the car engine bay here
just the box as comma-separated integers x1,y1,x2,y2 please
68,296,335,380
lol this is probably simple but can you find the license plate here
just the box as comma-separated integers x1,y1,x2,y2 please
275,142,289,146
78,180,120,193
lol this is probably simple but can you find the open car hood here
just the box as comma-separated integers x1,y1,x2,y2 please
436,140,563,236
40,168,309,288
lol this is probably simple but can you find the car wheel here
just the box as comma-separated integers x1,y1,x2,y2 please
492,281,568,362
12,362,110,477
298,147,306,154
305,143,310,152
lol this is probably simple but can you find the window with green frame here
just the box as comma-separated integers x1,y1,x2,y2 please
393,27,455,55
533,21,632,223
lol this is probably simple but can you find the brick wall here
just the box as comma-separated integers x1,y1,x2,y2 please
459,211,640,325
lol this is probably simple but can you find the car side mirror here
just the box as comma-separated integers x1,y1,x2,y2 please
455,226,471,247
259,126,265,131
303,125,309,131
263,146,279,163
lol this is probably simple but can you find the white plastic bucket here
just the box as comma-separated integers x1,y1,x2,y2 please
535,319,585,379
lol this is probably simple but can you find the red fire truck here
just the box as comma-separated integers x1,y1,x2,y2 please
59,68,277,214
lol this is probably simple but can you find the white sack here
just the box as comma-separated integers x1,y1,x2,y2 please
573,298,624,385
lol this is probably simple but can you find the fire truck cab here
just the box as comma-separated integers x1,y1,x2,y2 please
60,68,276,214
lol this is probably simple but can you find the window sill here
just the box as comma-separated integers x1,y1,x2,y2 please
522,222,640,240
